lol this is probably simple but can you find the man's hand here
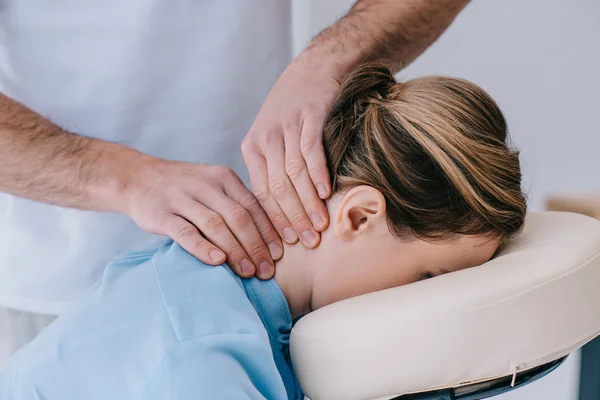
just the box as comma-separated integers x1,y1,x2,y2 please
242,57,340,249
124,158,282,279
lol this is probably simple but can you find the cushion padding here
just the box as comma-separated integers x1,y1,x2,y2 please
290,212,600,400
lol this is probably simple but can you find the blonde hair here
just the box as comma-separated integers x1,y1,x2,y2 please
324,63,526,241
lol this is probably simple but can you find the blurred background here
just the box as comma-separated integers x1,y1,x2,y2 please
292,1,600,399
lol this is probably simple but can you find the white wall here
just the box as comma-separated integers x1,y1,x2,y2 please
293,0,600,399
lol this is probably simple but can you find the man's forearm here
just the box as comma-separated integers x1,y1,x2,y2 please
0,92,145,212
302,0,469,80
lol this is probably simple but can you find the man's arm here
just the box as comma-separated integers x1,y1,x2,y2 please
242,0,469,247
308,0,470,78
0,92,136,211
0,93,281,278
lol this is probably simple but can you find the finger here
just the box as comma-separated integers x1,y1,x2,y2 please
284,124,329,232
223,175,283,262
212,194,275,280
176,199,256,278
243,145,298,245
301,113,332,200
265,131,320,249
164,215,226,266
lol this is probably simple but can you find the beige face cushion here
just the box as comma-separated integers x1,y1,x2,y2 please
290,212,600,400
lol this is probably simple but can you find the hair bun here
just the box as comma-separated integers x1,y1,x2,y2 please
324,63,397,185
328,63,397,125
339,63,396,106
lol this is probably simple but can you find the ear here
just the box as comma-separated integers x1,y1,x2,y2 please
333,186,387,241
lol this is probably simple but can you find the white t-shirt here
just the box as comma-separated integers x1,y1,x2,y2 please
0,0,292,315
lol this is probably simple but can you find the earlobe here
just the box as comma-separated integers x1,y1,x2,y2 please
333,186,387,241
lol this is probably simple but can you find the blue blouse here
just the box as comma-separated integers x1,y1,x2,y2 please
0,242,303,400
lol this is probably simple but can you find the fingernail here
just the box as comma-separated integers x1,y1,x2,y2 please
258,261,274,279
300,230,318,247
311,214,324,230
317,184,328,199
268,242,283,260
210,250,225,263
282,227,298,243
240,259,255,276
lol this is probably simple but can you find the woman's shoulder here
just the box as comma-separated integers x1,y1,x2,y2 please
151,242,269,342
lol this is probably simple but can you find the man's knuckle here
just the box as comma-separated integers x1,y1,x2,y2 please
300,137,320,155
190,238,208,254
224,167,236,178
268,210,287,225
252,184,271,201
138,219,157,234
205,164,220,176
283,114,300,132
204,212,226,230
240,135,254,154
269,178,288,198
263,130,281,148
301,196,318,209
211,165,233,179
307,162,327,177
285,159,305,180
227,242,244,256
289,213,308,227
248,243,267,258
238,194,260,212
257,225,276,240
176,224,198,240
229,206,251,225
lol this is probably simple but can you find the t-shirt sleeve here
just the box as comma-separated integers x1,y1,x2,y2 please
143,334,288,400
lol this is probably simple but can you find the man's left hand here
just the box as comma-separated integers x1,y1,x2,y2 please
242,56,341,249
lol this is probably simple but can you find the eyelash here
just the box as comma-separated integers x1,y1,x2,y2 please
420,272,435,281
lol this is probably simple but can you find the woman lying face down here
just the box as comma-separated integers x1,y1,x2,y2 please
0,64,526,400
278,64,526,317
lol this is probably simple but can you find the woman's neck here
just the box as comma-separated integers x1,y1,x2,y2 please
273,242,314,319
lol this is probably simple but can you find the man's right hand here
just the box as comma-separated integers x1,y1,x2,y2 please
1,93,281,279
123,158,282,279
